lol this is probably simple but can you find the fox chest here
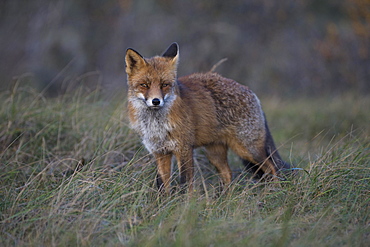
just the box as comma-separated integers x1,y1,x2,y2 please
132,114,177,154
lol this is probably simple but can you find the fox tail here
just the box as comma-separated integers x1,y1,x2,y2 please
243,116,293,179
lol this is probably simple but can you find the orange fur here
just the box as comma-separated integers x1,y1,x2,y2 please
125,43,292,193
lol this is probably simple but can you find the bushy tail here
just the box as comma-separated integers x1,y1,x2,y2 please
243,116,293,179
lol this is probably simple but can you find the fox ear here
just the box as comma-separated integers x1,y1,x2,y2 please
125,48,147,75
162,42,179,67
162,43,178,58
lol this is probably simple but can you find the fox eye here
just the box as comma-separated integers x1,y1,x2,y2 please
162,83,170,88
140,83,149,88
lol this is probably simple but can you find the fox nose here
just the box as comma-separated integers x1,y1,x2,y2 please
152,98,161,106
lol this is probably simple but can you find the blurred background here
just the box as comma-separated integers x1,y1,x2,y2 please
0,0,369,96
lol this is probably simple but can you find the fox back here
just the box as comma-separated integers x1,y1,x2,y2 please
125,43,292,192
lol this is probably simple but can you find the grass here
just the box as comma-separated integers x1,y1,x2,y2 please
0,82,369,246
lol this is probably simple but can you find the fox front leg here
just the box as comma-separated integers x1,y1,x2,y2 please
154,153,172,193
175,148,194,192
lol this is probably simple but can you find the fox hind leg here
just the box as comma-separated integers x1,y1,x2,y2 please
205,144,232,187
244,118,293,180
229,140,278,180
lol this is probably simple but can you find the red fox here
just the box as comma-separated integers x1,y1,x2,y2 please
125,43,292,192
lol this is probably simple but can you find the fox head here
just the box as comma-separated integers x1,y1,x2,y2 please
126,43,179,109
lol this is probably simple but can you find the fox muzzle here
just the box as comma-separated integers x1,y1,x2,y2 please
146,97,164,108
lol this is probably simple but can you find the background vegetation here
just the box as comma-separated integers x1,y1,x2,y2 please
0,0,369,95
0,0,369,246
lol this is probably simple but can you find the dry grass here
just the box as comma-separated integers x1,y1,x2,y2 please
0,84,369,246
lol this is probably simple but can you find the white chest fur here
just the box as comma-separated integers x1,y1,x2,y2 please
138,111,177,153
129,96,178,154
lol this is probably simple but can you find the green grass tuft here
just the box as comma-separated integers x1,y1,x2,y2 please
1,86,369,246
